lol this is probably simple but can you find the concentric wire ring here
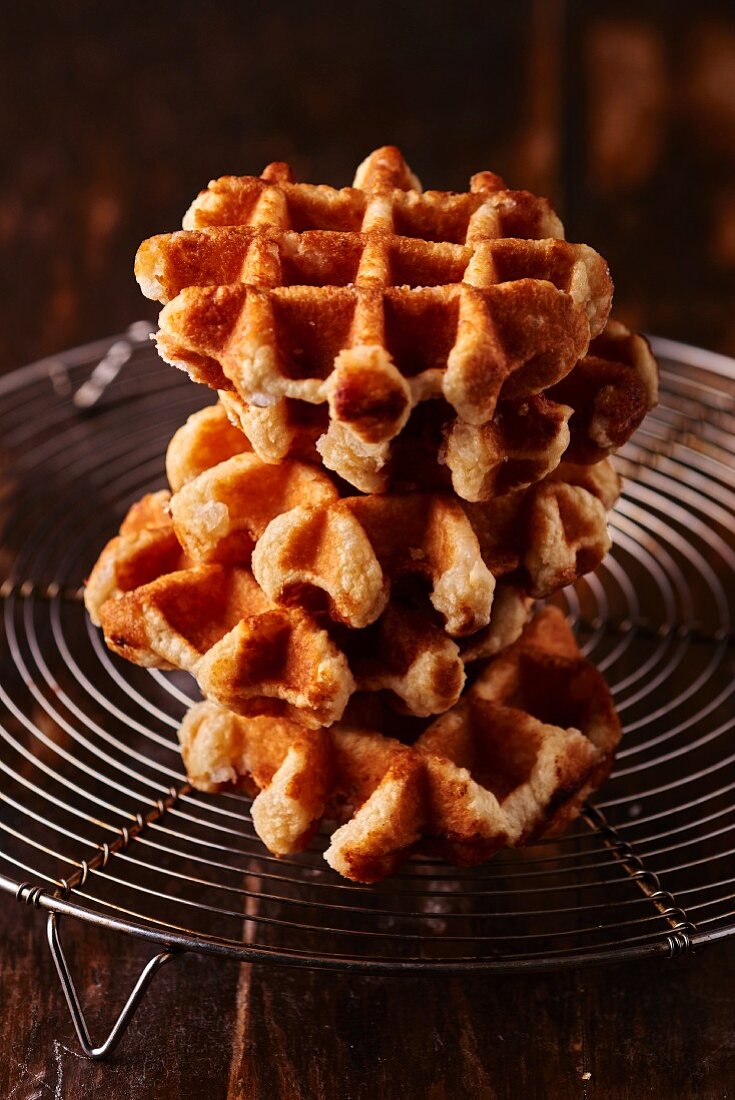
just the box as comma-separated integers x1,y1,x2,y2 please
0,329,733,972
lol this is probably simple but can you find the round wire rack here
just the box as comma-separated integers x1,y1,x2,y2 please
1,326,735,986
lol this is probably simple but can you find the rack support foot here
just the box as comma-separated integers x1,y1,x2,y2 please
47,911,180,1059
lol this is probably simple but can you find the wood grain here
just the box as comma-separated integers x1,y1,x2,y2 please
3,0,735,378
1,902,734,1099
2,3,735,1098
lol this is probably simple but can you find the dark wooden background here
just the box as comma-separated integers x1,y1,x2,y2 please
2,2,735,1097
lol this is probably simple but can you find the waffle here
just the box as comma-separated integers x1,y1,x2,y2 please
85,146,642,890
165,403,252,491
316,320,654,496
137,147,612,461
219,386,574,499
85,492,352,727
257,450,615,650
463,459,619,599
442,320,657,496
85,491,186,621
179,607,621,881
549,320,659,464
97,561,353,729
336,588,532,717
167,425,617,630
191,316,652,499
85,492,532,724
218,390,325,467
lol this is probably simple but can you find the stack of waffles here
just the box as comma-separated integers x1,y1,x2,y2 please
85,148,658,882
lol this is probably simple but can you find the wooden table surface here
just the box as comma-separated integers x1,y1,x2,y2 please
2,3,735,1097
2,902,735,1099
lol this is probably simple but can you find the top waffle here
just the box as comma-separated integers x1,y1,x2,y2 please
137,147,613,453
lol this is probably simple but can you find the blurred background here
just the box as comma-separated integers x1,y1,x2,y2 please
3,0,735,374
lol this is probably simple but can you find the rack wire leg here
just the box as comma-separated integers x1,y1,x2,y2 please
47,912,181,1060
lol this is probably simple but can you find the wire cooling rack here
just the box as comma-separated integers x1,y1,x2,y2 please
1,326,734,1056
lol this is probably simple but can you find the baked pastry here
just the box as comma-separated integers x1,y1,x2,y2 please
164,406,618,629
179,607,621,882
136,146,614,494
82,145,656,884
85,490,533,724
214,319,656,498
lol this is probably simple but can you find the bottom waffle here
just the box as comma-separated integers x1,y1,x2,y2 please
179,607,621,882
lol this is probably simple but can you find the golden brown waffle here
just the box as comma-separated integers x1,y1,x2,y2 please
165,404,618,615
85,492,533,724
85,491,187,622
183,316,653,499
85,492,352,727
165,403,252,491
136,147,612,461
218,391,325,467
549,320,659,464
96,561,353,729
219,385,575,499
316,319,655,496
463,459,619,599
167,426,618,630
179,607,621,882
250,491,496,634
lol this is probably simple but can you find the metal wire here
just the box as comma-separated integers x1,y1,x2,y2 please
1,327,734,972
